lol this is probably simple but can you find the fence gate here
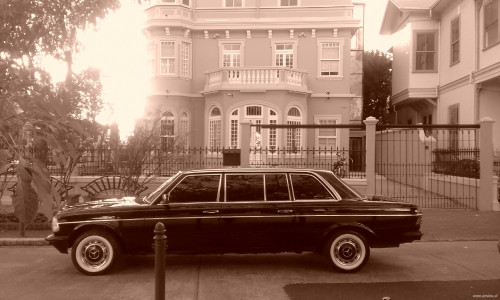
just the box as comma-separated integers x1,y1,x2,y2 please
374,124,480,209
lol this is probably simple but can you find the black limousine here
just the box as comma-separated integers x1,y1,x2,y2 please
46,168,423,275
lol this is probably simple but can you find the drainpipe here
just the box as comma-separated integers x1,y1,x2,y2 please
474,0,482,123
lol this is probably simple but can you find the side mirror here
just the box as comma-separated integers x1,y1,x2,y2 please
161,193,169,204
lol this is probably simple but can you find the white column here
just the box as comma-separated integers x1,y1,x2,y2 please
364,117,378,195
479,117,496,211
240,121,251,168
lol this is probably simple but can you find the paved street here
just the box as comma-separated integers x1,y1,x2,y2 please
1,241,499,300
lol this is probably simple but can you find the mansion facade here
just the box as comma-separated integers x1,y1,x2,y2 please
143,0,365,153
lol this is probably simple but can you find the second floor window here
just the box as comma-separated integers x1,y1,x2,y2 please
484,0,499,48
160,41,175,75
320,42,340,76
180,41,191,78
451,17,460,64
280,0,298,6
414,31,437,72
275,43,294,68
225,0,242,7
222,44,241,67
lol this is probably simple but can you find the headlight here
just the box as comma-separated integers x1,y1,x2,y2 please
51,217,60,232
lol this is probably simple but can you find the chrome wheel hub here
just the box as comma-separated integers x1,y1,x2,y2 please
334,238,361,265
81,240,109,268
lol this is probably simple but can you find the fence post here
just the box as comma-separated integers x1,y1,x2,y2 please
154,222,167,300
479,117,496,211
240,121,251,168
364,117,378,195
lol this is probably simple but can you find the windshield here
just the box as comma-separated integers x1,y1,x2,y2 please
143,172,181,204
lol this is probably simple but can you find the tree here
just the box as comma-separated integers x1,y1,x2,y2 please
363,50,392,124
0,0,121,235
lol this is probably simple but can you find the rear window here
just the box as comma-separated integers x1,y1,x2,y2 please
316,171,360,199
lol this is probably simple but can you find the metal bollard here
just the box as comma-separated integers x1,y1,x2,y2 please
154,222,167,300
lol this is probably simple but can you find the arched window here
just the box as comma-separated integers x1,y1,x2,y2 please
230,109,239,149
179,112,190,147
246,105,263,150
286,106,302,153
161,112,175,151
209,107,222,150
268,109,278,151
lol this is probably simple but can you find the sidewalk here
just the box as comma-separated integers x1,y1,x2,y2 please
1,209,499,247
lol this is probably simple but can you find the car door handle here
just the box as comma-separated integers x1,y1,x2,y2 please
277,209,294,214
203,210,219,214
312,208,326,212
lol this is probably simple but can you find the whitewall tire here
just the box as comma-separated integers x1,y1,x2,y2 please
324,230,370,272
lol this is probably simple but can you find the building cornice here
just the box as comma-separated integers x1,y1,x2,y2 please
471,61,500,84
439,74,470,95
145,19,361,31
148,91,203,98
392,87,437,104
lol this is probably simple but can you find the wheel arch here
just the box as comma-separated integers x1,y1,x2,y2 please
321,222,375,247
69,223,125,252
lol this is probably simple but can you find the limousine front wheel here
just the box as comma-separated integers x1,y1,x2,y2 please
71,230,120,275
324,230,370,272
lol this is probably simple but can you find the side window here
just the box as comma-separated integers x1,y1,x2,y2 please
265,174,290,201
291,174,334,200
169,175,221,203
226,174,264,202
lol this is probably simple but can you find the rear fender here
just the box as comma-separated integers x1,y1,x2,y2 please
322,222,376,245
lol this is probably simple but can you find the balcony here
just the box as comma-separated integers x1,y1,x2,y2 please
203,67,309,94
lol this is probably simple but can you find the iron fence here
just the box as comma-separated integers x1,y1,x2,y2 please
40,123,488,210
46,146,365,179
375,124,480,209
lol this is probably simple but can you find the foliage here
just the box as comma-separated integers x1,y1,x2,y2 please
0,0,121,62
0,0,120,229
119,113,184,193
363,50,392,124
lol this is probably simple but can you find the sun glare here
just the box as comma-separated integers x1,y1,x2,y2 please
45,1,148,140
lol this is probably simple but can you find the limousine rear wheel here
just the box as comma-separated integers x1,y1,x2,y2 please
71,229,120,275
324,230,370,272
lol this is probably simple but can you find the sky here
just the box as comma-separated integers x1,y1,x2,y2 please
47,0,392,140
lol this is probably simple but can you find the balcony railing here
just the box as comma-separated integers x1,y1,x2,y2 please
204,67,308,93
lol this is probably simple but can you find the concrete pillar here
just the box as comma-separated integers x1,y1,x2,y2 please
479,117,496,211
364,116,378,195
240,121,251,168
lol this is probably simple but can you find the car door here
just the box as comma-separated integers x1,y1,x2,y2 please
218,172,297,252
290,172,341,248
142,173,222,252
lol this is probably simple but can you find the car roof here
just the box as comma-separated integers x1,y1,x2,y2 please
181,168,327,175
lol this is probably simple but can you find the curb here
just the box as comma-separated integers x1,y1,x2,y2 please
0,238,49,246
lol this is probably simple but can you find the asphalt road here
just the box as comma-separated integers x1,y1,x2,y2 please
1,241,500,300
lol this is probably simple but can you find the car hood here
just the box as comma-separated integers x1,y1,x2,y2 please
60,196,143,213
